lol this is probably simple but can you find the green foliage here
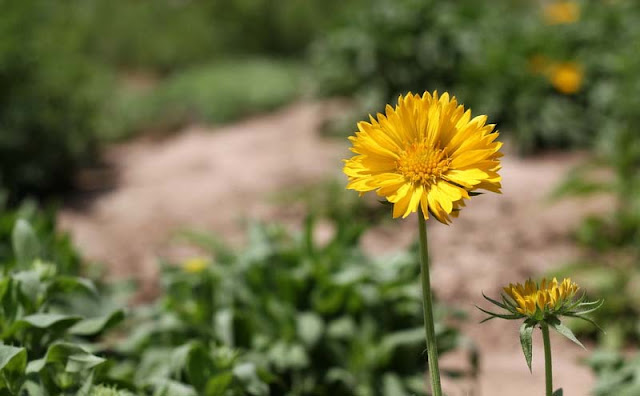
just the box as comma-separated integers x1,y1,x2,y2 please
549,260,639,349
311,0,640,153
588,351,640,396
108,216,475,395
101,59,303,141
0,0,112,199
79,0,356,72
0,219,124,395
0,197,82,275
550,127,640,347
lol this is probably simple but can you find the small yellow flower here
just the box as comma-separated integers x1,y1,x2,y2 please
182,257,208,273
503,277,579,317
548,62,583,94
543,1,580,25
343,92,502,224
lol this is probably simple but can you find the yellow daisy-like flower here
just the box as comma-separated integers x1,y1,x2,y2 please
181,257,208,273
548,62,583,95
543,1,580,25
343,91,502,224
503,278,579,317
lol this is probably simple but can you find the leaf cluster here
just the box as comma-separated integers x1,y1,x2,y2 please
106,216,476,395
0,219,125,395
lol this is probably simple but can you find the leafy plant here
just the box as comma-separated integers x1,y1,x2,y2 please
0,219,124,394
0,0,111,200
588,350,640,396
100,59,303,141
0,195,83,275
311,0,640,153
550,127,640,347
108,216,477,395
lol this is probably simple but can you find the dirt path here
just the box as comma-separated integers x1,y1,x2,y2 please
59,101,606,395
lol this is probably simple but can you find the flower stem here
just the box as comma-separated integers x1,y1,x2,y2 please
417,209,442,396
542,323,553,396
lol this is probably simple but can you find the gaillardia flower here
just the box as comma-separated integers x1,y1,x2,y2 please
478,277,602,372
343,92,502,224
549,62,583,95
503,278,579,318
543,1,580,25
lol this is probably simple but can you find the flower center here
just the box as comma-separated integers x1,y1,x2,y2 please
397,142,449,185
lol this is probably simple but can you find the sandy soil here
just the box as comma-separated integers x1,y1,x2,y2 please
59,101,608,396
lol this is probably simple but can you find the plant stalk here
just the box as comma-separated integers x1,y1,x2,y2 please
417,209,442,396
542,323,553,396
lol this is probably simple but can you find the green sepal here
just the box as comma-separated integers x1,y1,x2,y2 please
572,299,604,316
476,305,522,321
482,291,509,310
547,316,585,350
520,320,535,373
564,313,605,333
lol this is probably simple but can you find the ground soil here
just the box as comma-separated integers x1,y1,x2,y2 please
59,101,608,396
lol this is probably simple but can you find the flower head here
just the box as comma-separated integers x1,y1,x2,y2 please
182,257,208,273
503,278,579,317
544,1,580,25
549,62,583,95
479,277,602,371
343,92,502,224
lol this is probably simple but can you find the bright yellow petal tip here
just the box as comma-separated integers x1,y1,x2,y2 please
343,91,502,224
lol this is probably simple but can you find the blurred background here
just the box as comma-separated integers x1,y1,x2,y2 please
1,0,639,395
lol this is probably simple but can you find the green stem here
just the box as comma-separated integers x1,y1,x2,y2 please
417,209,442,396
542,323,553,396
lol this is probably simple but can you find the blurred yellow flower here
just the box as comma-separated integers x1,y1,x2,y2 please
343,92,502,224
544,1,580,25
503,278,579,316
182,257,208,273
549,62,583,94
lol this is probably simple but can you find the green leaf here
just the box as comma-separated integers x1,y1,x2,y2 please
552,388,563,396
297,312,324,347
65,353,106,373
12,219,40,266
382,373,409,396
185,343,216,392
205,373,234,396
27,342,105,374
13,270,42,307
233,363,269,396
148,378,197,396
520,321,534,372
548,317,585,349
0,345,27,393
6,313,82,338
69,309,125,337
46,276,99,299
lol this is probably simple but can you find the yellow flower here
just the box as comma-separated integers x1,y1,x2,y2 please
549,62,583,94
543,1,580,25
503,278,579,316
182,257,208,273
343,92,502,224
